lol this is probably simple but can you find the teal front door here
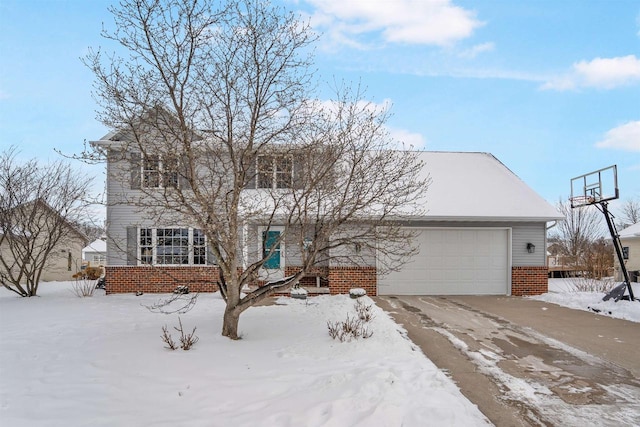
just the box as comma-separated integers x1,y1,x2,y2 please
262,230,281,269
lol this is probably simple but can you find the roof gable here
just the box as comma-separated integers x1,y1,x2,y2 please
619,222,640,239
414,152,561,221
2,199,89,243
83,238,107,253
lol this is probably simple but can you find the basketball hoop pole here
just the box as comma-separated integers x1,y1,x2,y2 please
600,201,635,301
570,165,634,302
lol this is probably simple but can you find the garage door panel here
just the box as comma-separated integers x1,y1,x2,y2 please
378,228,509,295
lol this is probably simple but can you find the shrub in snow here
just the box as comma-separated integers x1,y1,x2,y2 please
70,278,97,298
72,266,103,281
161,325,178,350
354,299,374,322
349,288,366,299
327,300,374,341
161,317,199,351
70,267,103,297
570,277,616,293
173,285,189,294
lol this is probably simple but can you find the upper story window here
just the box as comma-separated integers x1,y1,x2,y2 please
138,227,207,266
142,155,178,189
257,155,292,189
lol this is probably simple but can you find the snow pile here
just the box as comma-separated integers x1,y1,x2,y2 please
531,279,640,323
0,282,489,427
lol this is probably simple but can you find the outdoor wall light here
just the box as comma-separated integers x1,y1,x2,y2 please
526,243,535,254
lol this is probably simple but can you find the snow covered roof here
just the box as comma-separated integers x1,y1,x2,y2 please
414,152,562,222
619,222,640,239
82,239,107,254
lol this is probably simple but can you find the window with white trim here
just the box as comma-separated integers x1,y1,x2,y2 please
142,155,179,189
257,155,292,189
92,254,106,265
138,228,207,265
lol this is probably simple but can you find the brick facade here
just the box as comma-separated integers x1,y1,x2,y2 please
105,266,220,294
511,266,548,296
105,264,376,296
105,265,547,297
327,266,377,296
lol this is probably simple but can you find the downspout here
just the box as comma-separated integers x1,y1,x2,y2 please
545,221,558,269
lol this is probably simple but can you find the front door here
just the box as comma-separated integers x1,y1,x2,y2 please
262,230,281,269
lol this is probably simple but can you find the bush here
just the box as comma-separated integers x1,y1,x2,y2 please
161,317,199,351
73,266,103,280
327,300,374,342
570,277,616,293
71,277,97,297
354,298,374,322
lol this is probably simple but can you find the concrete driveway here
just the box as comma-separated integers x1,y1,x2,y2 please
375,295,640,427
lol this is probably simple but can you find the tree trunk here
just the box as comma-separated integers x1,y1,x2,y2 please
221,304,241,339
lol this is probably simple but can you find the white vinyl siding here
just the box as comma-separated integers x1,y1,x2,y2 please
511,223,546,266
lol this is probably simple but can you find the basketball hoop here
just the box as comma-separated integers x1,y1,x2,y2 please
570,195,595,208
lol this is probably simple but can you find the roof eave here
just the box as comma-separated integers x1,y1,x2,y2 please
90,139,127,148
402,215,565,223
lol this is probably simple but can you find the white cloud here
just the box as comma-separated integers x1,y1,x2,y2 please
305,97,424,148
305,0,482,47
542,55,640,91
595,121,640,152
387,127,427,150
458,42,495,59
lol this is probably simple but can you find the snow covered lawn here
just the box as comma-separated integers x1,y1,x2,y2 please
531,279,640,323
0,282,489,427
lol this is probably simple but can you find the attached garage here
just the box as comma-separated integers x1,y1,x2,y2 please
378,228,510,295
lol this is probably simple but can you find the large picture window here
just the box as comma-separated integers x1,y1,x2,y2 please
138,228,207,265
257,155,292,189
142,155,179,189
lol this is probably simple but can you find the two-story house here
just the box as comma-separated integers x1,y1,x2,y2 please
93,124,561,297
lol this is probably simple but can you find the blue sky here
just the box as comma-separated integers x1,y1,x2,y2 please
1,0,639,217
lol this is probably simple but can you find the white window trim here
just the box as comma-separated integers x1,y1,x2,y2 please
138,227,207,266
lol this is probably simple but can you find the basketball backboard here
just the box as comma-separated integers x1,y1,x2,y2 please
570,165,618,208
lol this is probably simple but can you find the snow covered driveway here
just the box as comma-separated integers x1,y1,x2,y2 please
377,295,640,427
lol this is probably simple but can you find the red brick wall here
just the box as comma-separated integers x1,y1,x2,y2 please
106,265,546,297
511,266,548,296
328,266,377,296
105,266,220,294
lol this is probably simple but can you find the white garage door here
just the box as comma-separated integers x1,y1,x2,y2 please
378,228,510,295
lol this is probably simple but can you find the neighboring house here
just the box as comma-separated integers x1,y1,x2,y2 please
93,126,562,296
0,200,88,283
547,241,581,278
615,222,640,282
82,238,107,267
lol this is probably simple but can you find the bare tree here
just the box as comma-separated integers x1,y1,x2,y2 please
550,199,605,275
85,0,427,339
0,147,93,297
582,237,614,279
617,197,640,229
